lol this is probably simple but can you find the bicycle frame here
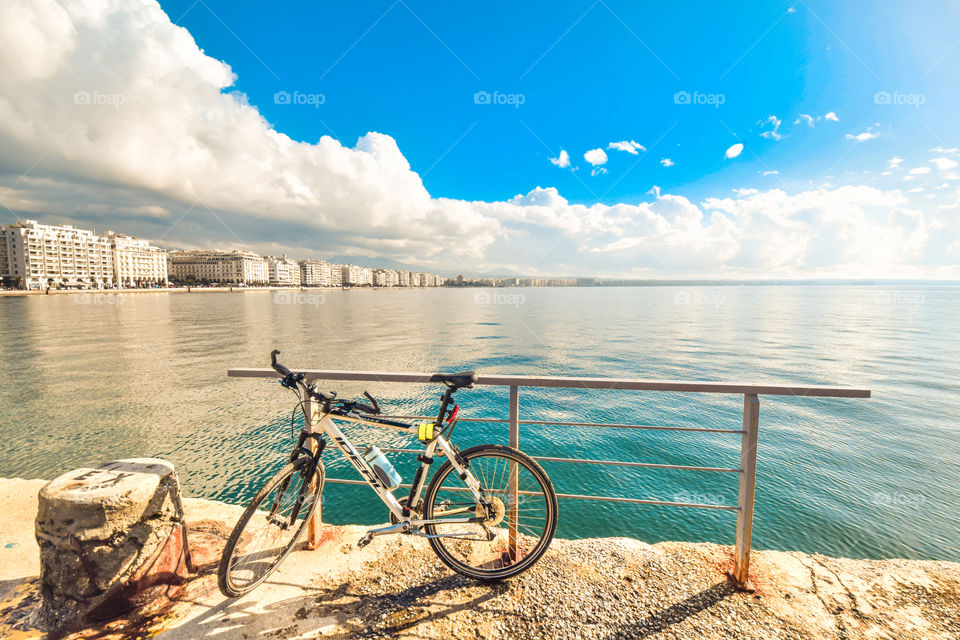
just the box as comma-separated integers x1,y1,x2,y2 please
308,409,488,531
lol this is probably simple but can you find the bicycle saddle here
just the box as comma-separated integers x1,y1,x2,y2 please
430,371,478,389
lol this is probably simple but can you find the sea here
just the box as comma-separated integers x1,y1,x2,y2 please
0,285,957,562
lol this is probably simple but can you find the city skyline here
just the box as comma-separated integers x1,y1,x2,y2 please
0,219,447,290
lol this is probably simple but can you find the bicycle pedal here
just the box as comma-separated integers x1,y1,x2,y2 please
357,533,373,548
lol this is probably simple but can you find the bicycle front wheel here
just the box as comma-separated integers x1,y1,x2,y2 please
218,456,323,597
423,444,557,580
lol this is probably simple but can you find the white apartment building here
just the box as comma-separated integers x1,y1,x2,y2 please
341,264,373,287
373,268,400,287
168,250,269,285
267,255,301,286
105,231,168,287
0,220,114,289
299,259,342,287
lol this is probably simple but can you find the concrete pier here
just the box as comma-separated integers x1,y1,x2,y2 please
1,478,958,639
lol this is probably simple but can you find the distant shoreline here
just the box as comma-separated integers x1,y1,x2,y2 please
1,280,957,298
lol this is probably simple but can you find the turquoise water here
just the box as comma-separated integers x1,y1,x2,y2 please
0,286,957,561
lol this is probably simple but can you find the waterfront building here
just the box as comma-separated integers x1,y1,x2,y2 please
373,268,399,287
299,259,342,287
267,255,300,286
0,220,114,289
397,270,411,287
341,264,373,287
167,250,268,285
105,231,168,287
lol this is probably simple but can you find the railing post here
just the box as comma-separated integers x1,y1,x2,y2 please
304,378,323,549
732,393,760,588
508,385,519,560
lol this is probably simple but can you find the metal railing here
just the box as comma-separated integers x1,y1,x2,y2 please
228,366,870,587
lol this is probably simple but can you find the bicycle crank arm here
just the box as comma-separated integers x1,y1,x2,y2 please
357,521,410,548
413,531,490,541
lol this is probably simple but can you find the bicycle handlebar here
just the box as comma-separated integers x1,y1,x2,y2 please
270,350,380,415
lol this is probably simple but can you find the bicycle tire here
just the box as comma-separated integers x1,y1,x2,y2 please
422,444,557,581
218,456,323,597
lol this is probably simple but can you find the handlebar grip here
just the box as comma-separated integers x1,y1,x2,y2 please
363,391,381,414
270,349,293,376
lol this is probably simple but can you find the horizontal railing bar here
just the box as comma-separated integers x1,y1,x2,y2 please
377,415,743,434
322,478,735,510
229,367,870,398
361,448,739,472
532,456,742,473
555,492,737,511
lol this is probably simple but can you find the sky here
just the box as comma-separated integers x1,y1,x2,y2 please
1,0,959,278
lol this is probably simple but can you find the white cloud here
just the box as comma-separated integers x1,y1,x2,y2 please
759,115,783,140
846,129,878,142
660,158,675,167
889,157,905,169
584,148,608,166
762,170,779,176
590,167,608,176
794,114,815,127
824,112,839,122
607,140,645,154
0,0,956,278
931,157,959,171
549,149,571,168
909,167,932,175
930,146,959,156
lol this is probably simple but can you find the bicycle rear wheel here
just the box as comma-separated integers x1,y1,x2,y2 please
218,456,323,597
422,444,557,580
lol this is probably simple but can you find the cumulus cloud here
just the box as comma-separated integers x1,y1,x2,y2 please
762,170,779,176
0,0,956,278
660,158,675,167
607,140,645,154
846,128,878,142
824,111,839,121
889,157,905,169
795,114,815,127
584,148,608,166
725,143,744,158
931,157,959,171
909,167,932,175
549,149,571,168
759,115,783,140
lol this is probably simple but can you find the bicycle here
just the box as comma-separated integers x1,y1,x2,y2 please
217,351,558,597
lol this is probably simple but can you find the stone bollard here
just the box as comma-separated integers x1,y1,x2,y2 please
34,458,193,631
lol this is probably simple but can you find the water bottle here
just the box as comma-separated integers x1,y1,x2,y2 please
363,446,402,491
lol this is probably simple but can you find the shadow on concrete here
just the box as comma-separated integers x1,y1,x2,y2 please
607,581,736,639
160,573,509,639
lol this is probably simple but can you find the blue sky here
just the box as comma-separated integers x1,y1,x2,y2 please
1,0,959,277
161,0,960,203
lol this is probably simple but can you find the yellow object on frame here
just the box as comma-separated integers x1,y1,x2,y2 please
417,421,435,442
